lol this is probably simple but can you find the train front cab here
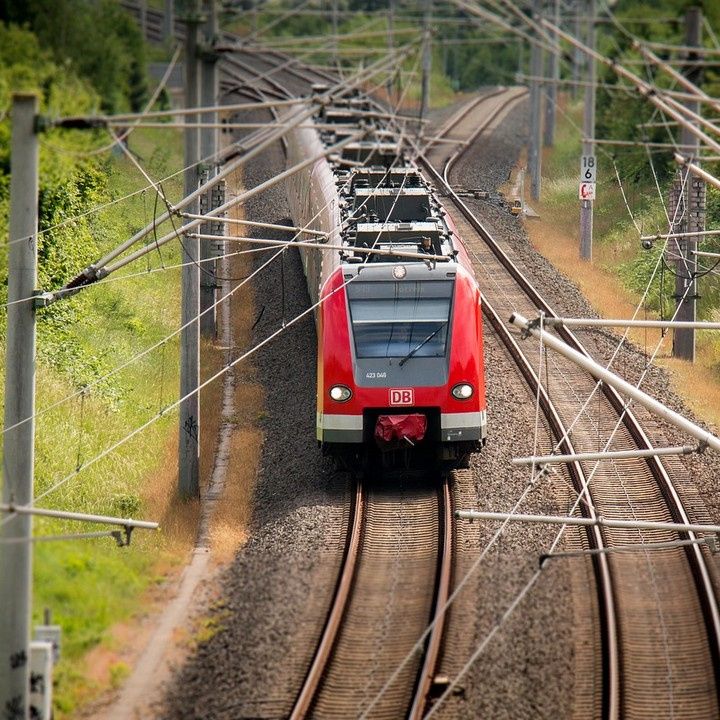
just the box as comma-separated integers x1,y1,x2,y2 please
317,262,487,470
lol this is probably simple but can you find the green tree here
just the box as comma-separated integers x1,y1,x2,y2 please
0,0,147,113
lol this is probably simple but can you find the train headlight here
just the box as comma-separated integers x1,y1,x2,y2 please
330,385,352,402
451,383,474,400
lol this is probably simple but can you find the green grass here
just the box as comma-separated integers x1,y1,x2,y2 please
542,94,720,368
0,124,187,716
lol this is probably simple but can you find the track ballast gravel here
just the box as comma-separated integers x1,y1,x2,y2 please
160,91,720,720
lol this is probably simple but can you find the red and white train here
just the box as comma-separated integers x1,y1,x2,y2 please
285,96,487,469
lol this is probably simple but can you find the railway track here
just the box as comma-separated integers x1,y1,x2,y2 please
418,88,720,718
111,10,720,713
289,475,453,719
121,0,333,100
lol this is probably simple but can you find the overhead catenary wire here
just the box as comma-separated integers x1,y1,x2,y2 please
450,0,561,57
2,49,421,440
224,18,412,99
540,16,720,156
363,56,707,711
52,37,420,295
96,130,365,278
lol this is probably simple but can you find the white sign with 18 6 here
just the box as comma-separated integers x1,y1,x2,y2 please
580,154,597,182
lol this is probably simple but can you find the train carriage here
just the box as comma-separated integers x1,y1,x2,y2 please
284,98,487,469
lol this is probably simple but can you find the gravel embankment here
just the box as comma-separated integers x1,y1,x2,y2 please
160,89,720,720
161,107,351,719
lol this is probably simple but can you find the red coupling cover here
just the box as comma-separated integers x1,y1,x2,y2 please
374,414,428,449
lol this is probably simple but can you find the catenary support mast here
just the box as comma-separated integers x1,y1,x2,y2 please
0,93,40,720
200,0,219,338
673,6,703,361
179,1,202,498
579,0,596,261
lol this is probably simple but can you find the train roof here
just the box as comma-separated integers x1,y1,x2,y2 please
311,98,460,267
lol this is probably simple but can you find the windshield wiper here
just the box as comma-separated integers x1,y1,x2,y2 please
398,322,447,367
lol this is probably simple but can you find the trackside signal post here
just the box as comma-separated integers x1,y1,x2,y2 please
1,93,39,720
579,0,596,261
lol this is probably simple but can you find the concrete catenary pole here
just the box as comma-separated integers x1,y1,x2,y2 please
139,0,148,40
543,0,560,147
420,0,432,123
179,2,201,498
528,0,544,200
0,93,39,720
164,0,175,41
200,0,219,338
579,0,596,261
673,6,703,362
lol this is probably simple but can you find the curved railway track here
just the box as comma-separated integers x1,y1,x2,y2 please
110,10,720,713
417,88,720,718
289,475,453,720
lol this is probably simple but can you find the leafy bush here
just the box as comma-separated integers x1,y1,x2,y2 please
0,0,148,113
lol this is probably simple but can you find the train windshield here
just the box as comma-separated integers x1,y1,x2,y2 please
346,280,453,359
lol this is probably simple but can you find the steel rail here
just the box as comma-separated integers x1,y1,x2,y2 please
245,47,338,85
417,92,619,712
419,93,720,712
423,87,510,154
225,43,337,92
221,54,294,100
407,477,455,720
289,478,366,720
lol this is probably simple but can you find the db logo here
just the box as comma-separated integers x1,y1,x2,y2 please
390,388,414,405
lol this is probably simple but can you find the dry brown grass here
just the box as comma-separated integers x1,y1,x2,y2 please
200,163,266,562
210,427,262,561
143,430,201,552
521,176,720,431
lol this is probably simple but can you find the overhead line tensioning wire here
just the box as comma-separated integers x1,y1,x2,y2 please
361,98,704,715
109,97,303,123
224,17,409,99
250,26,420,48
450,0,561,57
243,0,313,42
51,38,421,294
